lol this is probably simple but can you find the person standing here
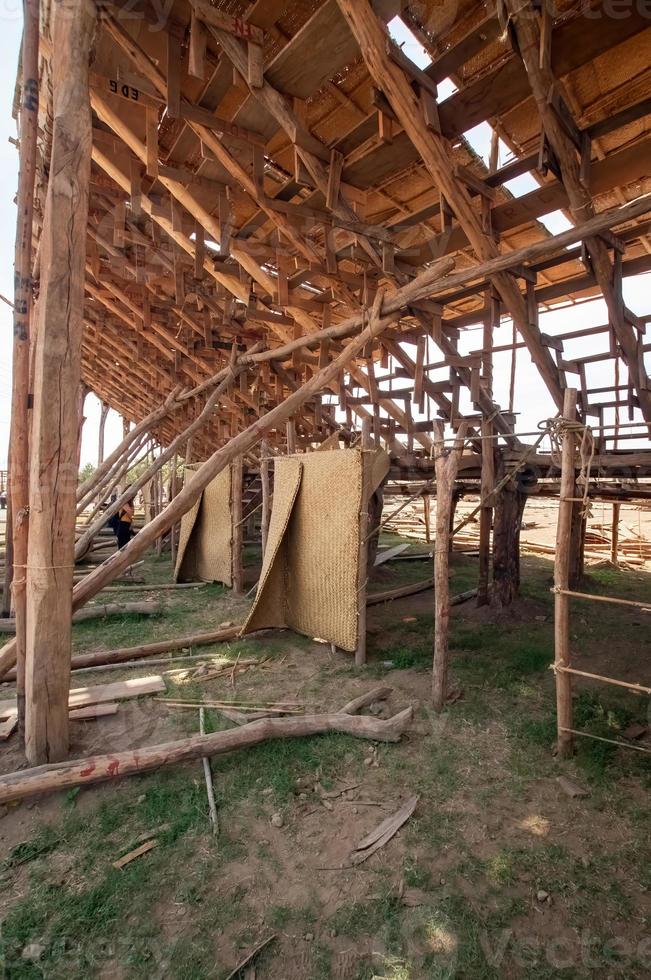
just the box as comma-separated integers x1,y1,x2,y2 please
116,495,135,550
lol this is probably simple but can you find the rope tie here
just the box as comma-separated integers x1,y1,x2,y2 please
547,416,595,517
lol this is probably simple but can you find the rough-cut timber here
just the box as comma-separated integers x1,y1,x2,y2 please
24,0,97,765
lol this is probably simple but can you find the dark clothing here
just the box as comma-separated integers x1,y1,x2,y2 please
117,520,132,549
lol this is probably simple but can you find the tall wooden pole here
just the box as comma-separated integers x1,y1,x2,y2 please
355,419,372,667
610,503,621,567
260,439,271,559
432,423,467,711
477,418,495,606
9,0,40,733
24,0,97,765
554,388,578,759
231,456,244,594
97,400,109,466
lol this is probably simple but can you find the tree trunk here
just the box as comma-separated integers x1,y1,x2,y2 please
492,460,526,607
24,0,97,765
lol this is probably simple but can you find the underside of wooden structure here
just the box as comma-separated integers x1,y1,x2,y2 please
4,0,651,766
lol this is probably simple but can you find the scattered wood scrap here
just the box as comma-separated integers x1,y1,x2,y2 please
351,794,418,865
374,543,410,566
112,839,158,869
556,775,589,799
224,935,276,980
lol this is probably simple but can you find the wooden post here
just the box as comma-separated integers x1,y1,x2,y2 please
554,388,578,759
260,438,271,559
170,452,178,566
8,0,39,734
423,492,431,544
432,422,467,711
231,456,244,594
355,419,372,667
24,0,97,765
477,418,495,606
97,400,110,465
610,502,621,567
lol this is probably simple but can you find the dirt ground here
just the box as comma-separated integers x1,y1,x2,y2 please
0,539,649,979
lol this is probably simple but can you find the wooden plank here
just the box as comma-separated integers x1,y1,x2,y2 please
69,703,119,721
0,675,165,719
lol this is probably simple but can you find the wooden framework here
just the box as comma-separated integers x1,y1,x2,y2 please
3,0,651,760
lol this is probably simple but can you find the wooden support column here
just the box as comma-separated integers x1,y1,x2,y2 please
260,438,271,559
24,0,96,765
432,422,467,711
8,0,39,730
169,452,179,566
554,389,578,759
97,400,110,465
231,456,244,595
492,454,527,607
422,492,431,544
355,419,372,667
610,503,621,567
477,418,495,606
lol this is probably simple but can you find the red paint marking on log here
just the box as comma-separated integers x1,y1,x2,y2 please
107,760,120,777
80,764,96,777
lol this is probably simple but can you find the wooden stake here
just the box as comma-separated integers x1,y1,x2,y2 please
554,388,578,759
431,422,467,711
9,0,39,738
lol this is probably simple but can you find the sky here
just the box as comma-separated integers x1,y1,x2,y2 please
0,13,648,470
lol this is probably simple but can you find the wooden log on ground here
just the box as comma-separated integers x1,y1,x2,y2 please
0,708,414,804
0,600,163,632
24,0,97,765
2,625,242,680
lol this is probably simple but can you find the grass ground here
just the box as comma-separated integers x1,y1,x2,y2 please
0,540,649,979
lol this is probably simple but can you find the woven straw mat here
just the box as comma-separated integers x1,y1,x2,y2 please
174,463,233,586
244,449,369,652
